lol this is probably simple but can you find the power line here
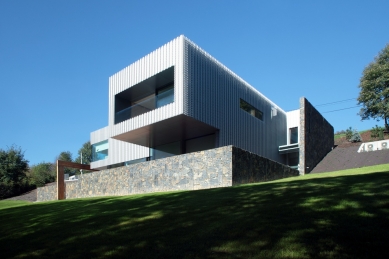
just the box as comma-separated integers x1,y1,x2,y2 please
285,98,360,112
322,105,361,113
315,98,357,107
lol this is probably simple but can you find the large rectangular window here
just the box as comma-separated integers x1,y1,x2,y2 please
92,140,109,162
114,67,174,124
240,99,263,121
185,134,216,153
156,84,174,108
151,141,181,160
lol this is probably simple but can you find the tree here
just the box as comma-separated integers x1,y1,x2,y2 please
357,43,389,131
29,162,56,187
0,145,29,184
74,141,92,165
56,151,74,176
0,145,30,198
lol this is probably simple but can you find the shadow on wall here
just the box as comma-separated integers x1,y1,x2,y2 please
300,97,334,174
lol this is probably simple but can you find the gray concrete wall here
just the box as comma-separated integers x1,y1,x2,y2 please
37,146,298,202
299,97,334,174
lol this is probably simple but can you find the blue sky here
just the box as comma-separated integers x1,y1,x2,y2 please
1,0,388,166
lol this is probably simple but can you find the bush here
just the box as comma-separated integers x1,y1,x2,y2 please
350,130,362,143
28,162,56,187
371,125,385,140
0,178,34,200
0,145,32,199
345,127,353,141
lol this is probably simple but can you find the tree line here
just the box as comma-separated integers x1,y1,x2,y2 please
0,141,92,199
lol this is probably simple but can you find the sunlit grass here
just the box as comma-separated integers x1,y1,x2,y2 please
0,200,31,209
1,164,389,258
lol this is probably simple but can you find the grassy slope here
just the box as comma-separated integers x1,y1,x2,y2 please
1,164,389,259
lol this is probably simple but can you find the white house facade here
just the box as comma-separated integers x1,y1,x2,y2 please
90,35,333,175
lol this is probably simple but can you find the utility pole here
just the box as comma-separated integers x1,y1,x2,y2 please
80,153,83,176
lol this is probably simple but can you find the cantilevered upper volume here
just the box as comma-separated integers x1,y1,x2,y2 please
90,35,333,175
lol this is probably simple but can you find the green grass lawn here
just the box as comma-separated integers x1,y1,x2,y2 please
334,133,346,140
1,164,389,259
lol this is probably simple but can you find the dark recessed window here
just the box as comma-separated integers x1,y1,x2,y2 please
240,99,263,121
114,66,174,124
290,127,298,144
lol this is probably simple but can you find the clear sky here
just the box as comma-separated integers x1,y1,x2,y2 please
1,0,388,166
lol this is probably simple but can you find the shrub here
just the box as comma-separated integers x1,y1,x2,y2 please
28,162,56,187
345,127,353,141
371,125,385,140
350,130,362,143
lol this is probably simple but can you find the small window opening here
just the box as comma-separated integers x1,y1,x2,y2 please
240,99,263,121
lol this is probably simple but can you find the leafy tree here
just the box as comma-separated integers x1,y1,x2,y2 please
56,151,74,176
357,43,389,131
0,145,29,184
74,141,92,165
29,162,55,187
0,145,30,198
57,151,73,162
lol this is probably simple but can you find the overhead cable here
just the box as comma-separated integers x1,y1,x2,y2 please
315,98,357,107
322,105,361,113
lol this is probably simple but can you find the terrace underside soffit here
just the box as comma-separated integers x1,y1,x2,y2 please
112,114,218,148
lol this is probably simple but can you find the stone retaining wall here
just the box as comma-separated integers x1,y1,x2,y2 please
232,146,299,184
37,146,298,202
37,184,57,202
300,97,334,174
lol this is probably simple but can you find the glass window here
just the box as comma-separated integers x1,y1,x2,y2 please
156,84,174,108
290,127,298,144
114,67,174,124
185,134,216,153
240,99,263,121
288,152,299,166
92,140,109,162
125,157,148,166
151,141,181,160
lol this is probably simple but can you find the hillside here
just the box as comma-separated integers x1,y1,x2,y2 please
1,164,389,259
334,129,389,147
311,130,389,173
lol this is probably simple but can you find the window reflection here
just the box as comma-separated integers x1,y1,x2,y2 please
240,99,263,121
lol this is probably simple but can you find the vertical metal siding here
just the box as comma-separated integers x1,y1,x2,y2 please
91,36,185,169
108,36,184,138
183,38,287,163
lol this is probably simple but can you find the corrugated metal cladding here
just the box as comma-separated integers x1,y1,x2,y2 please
90,126,109,145
90,36,186,169
183,38,287,163
90,138,149,169
91,35,290,169
108,35,185,133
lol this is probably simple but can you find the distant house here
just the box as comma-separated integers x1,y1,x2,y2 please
90,35,333,175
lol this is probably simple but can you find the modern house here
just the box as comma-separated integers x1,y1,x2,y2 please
37,35,334,201
90,35,333,175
